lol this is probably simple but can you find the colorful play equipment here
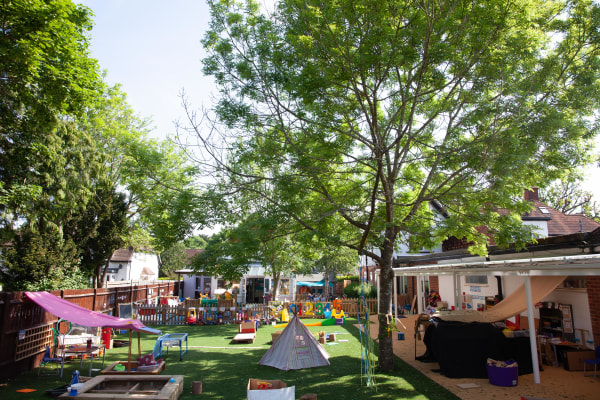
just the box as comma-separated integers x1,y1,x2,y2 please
273,315,344,329
186,308,197,325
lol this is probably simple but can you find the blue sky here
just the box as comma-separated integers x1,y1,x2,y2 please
80,0,599,201
79,0,214,140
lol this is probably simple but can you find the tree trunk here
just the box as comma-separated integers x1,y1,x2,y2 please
377,228,397,371
323,267,330,299
97,259,110,289
272,272,280,300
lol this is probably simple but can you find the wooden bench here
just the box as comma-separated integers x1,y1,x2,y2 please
233,321,257,344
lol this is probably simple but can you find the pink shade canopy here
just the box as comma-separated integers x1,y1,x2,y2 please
25,291,161,335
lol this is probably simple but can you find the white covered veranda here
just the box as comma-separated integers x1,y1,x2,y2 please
377,253,600,384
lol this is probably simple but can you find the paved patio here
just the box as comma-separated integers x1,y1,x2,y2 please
368,314,598,400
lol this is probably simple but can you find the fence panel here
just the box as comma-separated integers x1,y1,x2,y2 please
135,304,186,326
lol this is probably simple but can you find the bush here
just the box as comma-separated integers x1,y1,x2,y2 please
343,282,377,298
336,275,360,282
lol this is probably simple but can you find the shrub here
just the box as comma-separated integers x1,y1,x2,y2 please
336,274,360,282
343,282,377,298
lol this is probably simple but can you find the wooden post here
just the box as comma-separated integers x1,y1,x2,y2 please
137,332,141,358
127,329,133,369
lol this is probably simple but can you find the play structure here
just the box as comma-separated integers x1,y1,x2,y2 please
259,314,330,370
25,291,161,376
273,315,345,329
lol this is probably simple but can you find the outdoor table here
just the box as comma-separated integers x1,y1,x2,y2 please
552,341,586,367
157,333,188,361
60,344,105,377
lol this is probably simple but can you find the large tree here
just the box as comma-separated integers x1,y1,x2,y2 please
0,0,104,241
160,242,189,279
192,214,305,299
539,170,600,221
0,1,210,289
191,0,600,370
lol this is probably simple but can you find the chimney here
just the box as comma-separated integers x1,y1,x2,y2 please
524,188,539,201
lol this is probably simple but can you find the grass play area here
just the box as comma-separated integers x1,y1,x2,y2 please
0,318,460,399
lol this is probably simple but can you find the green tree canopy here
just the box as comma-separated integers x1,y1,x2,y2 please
0,1,210,290
160,242,189,279
0,0,104,240
192,214,306,295
196,0,600,370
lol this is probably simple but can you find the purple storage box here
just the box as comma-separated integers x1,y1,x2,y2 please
487,363,518,387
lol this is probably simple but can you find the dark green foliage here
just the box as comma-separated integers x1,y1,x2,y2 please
160,242,189,279
62,185,128,287
0,227,88,291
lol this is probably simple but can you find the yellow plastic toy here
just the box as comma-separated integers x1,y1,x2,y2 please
331,308,345,319
281,308,289,323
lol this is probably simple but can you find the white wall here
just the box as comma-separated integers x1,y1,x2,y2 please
499,276,593,347
131,252,160,281
523,220,548,238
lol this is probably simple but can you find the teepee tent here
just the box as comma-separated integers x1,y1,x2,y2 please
259,314,330,370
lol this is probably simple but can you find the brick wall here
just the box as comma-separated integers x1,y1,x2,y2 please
442,236,470,251
585,276,600,347
407,276,416,301
429,276,439,293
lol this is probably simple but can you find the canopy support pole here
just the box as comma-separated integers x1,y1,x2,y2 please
127,329,133,369
393,276,397,320
525,276,541,384
417,276,424,314
453,274,460,310
376,270,380,316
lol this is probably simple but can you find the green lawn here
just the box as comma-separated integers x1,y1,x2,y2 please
0,318,460,399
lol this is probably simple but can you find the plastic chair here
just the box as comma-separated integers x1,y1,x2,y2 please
583,346,600,378
38,345,63,376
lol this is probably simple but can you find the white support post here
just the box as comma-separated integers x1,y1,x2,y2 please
376,270,380,316
453,274,460,310
416,276,423,314
525,276,541,384
393,276,397,320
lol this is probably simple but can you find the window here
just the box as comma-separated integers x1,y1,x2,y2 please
465,275,488,285
538,207,550,214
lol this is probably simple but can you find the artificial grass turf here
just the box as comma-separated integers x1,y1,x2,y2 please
0,318,460,400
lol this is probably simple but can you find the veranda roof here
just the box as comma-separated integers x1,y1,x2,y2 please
380,253,600,385
25,291,160,335
296,279,334,287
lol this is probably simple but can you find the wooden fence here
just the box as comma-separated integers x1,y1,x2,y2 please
134,298,378,326
0,282,175,380
0,286,378,380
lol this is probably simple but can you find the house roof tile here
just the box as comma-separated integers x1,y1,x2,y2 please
110,247,134,262
526,200,599,236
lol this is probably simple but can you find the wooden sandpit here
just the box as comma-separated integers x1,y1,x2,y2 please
59,374,183,400
101,360,166,375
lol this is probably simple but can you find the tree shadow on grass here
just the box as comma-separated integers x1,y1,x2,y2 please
344,317,461,400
